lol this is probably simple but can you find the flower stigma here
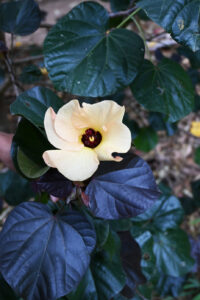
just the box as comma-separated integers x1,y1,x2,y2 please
81,128,102,148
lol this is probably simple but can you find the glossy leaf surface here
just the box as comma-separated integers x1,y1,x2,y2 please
156,273,185,297
12,118,51,179
132,195,184,231
33,169,73,198
44,1,145,97
131,59,194,122
153,229,194,277
68,252,126,300
0,170,35,206
10,86,63,129
0,202,96,300
137,0,200,52
135,231,156,280
119,232,146,298
86,154,160,219
0,0,41,36
134,127,158,152
17,148,49,179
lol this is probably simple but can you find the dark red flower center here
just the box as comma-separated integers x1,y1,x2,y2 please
81,128,102,148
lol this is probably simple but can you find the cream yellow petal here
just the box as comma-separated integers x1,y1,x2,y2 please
54,99,81,142
43,148,99,181
95,122,131,161
44,107,82,151
81,100,125,129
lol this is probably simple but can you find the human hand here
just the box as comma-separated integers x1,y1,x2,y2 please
0,132,14,170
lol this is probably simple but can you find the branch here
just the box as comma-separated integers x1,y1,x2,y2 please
0,30,21,97
109,6,136,18
0,207,13,224
40,4,137,22
4,53,20,97
147,31,166,41
15,7,138,65
40,23,53,29
13,54,43,64
116,7,141,29
39,5,137,29
0,78,10,95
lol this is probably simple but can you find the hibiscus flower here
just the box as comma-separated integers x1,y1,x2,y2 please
43,100,131,181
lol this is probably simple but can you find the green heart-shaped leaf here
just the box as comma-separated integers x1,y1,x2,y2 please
137,0,200,52
44,1,145,97
130,59,194,122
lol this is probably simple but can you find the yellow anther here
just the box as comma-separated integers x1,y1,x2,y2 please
89,136,95,142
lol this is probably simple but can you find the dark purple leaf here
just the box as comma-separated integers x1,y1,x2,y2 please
85,154,160,219
0,202,96,300
33,168,73,198
0,0,42,36
119,232,146,298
